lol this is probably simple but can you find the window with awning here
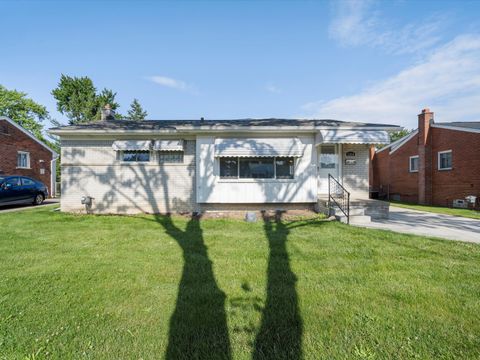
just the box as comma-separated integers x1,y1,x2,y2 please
214,137,305,157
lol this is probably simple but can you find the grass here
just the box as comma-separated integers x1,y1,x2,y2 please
0,206,479,359
391,201,480,220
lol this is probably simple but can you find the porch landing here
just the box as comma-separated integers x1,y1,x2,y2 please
316,195,390,223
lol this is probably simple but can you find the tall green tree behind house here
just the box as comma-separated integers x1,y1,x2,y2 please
0,84,48,141
390,129,412,143
51,75,120,124
126,99,148,120
376,129,413,149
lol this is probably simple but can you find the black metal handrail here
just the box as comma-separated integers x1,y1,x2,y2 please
328,174,350,224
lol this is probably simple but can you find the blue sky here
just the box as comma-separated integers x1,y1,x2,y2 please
1,0,480,130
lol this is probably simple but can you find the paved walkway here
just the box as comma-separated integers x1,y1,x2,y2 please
0,199,59,214
356,206,480,244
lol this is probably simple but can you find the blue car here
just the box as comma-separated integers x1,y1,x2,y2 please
0,176,48,206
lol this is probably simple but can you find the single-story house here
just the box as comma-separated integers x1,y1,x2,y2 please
0,116,58,197
49,115,399,215
371,108,480,209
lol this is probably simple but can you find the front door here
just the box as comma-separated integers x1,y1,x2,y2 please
318,145,339,194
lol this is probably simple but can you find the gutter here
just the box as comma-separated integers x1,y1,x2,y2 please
49,125,401,136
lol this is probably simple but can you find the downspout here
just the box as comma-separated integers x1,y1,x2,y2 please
50,153,59,198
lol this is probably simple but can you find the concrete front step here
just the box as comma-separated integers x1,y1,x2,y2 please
337,215,371,224
317,196,389,221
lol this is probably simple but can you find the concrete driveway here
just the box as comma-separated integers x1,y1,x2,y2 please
0,199,59,214
358,206,480,243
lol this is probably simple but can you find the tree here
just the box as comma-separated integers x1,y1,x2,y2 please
126,99,148,120
0,84,48,140
390,129,412,143
95,88,120,119
377,128,413,149
51,75,120,124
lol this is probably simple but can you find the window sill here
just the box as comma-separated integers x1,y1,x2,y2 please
16,167,31,170
438,168,452,171
409,170,418,173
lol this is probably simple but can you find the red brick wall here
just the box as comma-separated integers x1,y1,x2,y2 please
372,133,419,203
372,121,480,208
0,119,54,196
430,127,480,207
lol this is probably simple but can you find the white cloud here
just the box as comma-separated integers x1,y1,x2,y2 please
328,0,443,54
301,35,480,128
149,75,192,91
265,83,281,93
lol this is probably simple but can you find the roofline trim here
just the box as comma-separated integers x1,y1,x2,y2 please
375,129,418,154
389,130,419,155
431,124,480,134
49,125,400,136
0,116,58,156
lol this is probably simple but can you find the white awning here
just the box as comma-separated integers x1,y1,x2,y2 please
112,140,152,151
153,139,184,151
315,130,390,145
214,137,305,157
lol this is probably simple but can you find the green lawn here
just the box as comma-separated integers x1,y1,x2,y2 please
1,206,480,359
391,201,480,220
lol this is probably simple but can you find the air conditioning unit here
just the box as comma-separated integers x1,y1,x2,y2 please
466,195,477,204
452,199,468,208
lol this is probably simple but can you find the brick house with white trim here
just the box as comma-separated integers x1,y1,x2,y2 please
0,116,58,197
371,108,480,209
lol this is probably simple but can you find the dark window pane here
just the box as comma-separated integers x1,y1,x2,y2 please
220,158,238,178
239,157,274,179
22,178,35,186
276,157,294,179
123,151,150,162
440,152,452,169
410,157,419,172
159,151,184,163
5,177,20,187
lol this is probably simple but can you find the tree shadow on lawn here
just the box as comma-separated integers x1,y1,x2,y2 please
253,210,303,360
155,214,232,360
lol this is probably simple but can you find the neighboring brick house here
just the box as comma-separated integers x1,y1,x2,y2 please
371,108,480,209
0,116,58,197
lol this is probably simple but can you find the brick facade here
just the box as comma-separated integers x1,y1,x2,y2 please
0,118,55,196
371,109,480,209
60,139,196,214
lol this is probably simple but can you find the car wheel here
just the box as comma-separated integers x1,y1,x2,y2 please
33,194,44,205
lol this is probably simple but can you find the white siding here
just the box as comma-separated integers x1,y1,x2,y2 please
196,135,317,203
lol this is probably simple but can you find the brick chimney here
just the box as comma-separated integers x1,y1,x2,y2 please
418,108,434,205
101,104,115,121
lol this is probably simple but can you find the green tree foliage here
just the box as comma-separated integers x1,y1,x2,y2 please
377,129,413,149
390,129,413,143
0,85,48,141
51,75,119,124
126,98,148,120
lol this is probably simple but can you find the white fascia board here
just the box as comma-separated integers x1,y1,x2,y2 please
376,130,418,154
1,116,58,156
432,124,480,134
49,125,400,136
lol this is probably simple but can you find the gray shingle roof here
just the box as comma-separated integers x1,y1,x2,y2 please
437,121,480,130
50,118,399,131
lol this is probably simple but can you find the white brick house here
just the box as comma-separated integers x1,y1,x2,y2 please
50,118,398,214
